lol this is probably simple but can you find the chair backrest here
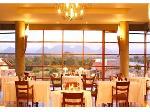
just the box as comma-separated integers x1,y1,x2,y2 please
15,81,29,98
82,75,95,90
62,92,83,107
50,74,62,90
115,81,130,99
15,81,34,107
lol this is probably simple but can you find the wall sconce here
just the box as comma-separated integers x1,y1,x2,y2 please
117,25,121,55
117,25,123,40
24,24,29,53
148,3,150,30
25,24,29,37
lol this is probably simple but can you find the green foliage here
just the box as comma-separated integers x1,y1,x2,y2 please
134,64,141,70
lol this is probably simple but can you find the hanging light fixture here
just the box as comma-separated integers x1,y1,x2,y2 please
57,3,84,21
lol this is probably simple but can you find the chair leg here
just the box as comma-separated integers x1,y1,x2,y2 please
35,102,39,107
32,99,33,107
95,96,97,106
116,100,117,107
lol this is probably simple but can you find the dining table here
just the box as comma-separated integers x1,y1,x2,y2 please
62,76,83,89
96,80,147,107
3,80,50,106
1,76,18,94
51,89,92,107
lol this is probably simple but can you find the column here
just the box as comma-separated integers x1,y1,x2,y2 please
15,21,25,78
119,21,129,77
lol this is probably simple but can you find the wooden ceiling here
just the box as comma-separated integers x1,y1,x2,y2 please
0,3,148,24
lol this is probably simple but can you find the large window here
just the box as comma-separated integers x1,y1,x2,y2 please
0,30,16,76
25,30,120,79
105,32,120,78
129,31,145,77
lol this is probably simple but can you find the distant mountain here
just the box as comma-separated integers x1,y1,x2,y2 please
37,45,100,54
1,44,144,54
2,46,15,53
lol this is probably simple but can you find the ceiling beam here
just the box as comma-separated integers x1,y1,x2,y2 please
0,23,148,31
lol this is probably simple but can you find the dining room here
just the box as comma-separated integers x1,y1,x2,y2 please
0,2,150,110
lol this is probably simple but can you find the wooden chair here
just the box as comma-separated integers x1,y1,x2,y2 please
146,80,150,100
15,81,34,107
62,92,84,107
82,75,97,106
74,74,79,76
50,74,62,91
112,81,130,107
24,72,36,81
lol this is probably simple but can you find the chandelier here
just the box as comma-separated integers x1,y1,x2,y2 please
57,3,84,21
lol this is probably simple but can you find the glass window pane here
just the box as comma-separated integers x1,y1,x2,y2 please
0,30,15,41
44,30,62,41
25,55,42,66
105,43,119,54
84,55,102,66
26,43,43,53
64,55,82,67
84,43,102,54
147,34,150,42
0,43,15,53
129,43,144,54
129,34,144,42
129,55,144,77
43,67,62,77
105,67,120,78
44,43,62,54
105,55,120,66
30,67,43,78
28,30,43,41
63,43,82,54
64,30,83,42
0,54,15,68
147,43,150,54
44,55,62,65
105,33,117,42
84,31,102,42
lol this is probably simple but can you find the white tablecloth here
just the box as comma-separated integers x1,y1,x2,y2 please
0,69,16,77
96,80,146,106
62,76,83,89
51,90,92,107
1,76,18,93
3,81,50,106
